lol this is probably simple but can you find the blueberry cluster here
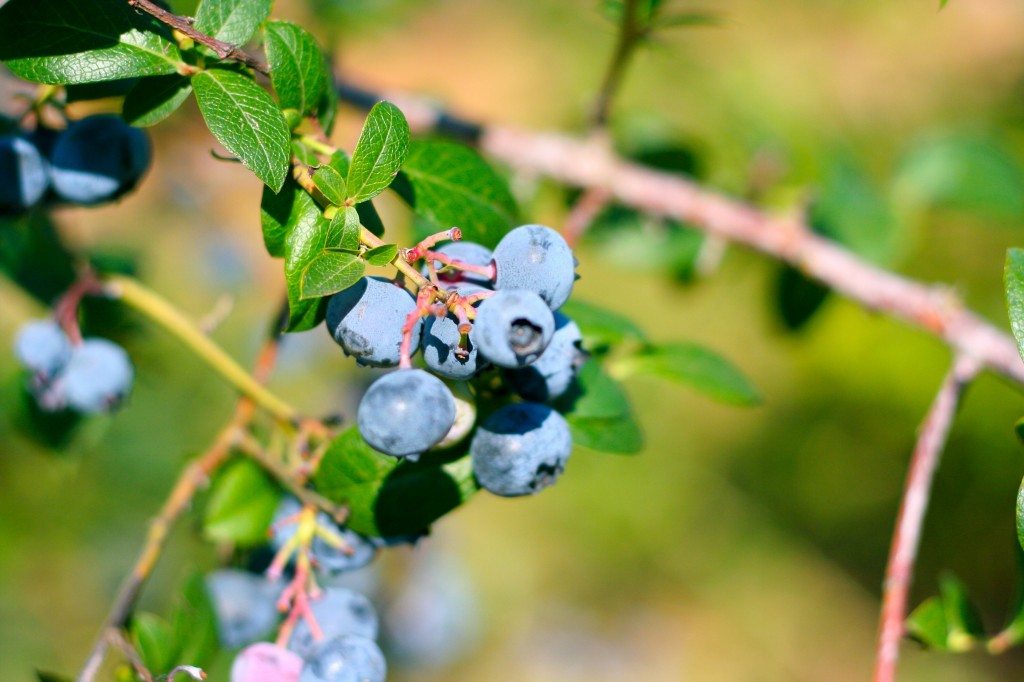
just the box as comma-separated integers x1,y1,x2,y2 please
0,114,150,215
13,319,133,414
329,224,586,498
219,497,389,682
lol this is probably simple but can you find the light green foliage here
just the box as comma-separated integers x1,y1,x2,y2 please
0,0,183,84
194,0,273,46
619,342,760,406
203,458,280,546
345,101,411,203
265,21,328,117
192,68,291,191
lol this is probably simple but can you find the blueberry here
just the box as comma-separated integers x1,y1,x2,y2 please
433,381,477,450
472,289,554,368
61,338,134,414
505,313,585,401
422,241,493,286
49,115,151,205
0,135,48,214
492,225,576,309
357,369,455,457
231,642,303,682
288,588,379,659
206,569,283,649
13,319,71,379
326,277,421,367
299,635,386,682
420,287,488,380
470,402,572,497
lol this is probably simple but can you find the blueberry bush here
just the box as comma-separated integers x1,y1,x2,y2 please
3,0,1024,681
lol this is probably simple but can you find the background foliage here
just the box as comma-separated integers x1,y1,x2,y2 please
3,0,1024,680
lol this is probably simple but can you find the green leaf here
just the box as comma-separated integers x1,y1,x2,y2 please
939,0,950,7
906,597,950,650
318,77,340,135
194,0,272,46
313,427,478,537
313,165,347,205
172,572,219,668
554,359,644,454
346,101,410,204
0,0,184,85
203,458,280,546
131,612,178,675
264,21,327,117
568,415,644,454
939,573,984,651
656,12,719,28
812,156,902,265
357,200,386,238
261,177,317,259
1017,474,1024,553
894,132,1024,221
620,343,760,406
336,206,363,251
123,75,193,127
1006,249,1024,363
364,244,398,266
400,139,518,248
558,299,647,349
280,187,340,330
65,78,138,102
192,68,290,191
300,250,365,299
776,264,831,331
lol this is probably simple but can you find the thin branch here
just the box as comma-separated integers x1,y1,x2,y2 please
873,354,982,682
563,186,613,249
126,0,269,75
75,335,282,682
103,275,299,423
591,0,643,127
334,82,1024,386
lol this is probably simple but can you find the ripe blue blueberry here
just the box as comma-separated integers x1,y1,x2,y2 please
357,369,456,458
287,588,380,659
13,319,71,380
472,289,554,368
505,313,585,401
422,241,493,286
299,634,387,682
206,569,283,649
61,338,134,414
49,115,151,205
492,224,576,309
0,135,48,214
326,277,421,367
470,402,572,497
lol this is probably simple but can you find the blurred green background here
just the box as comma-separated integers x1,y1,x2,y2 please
4,0,1024,680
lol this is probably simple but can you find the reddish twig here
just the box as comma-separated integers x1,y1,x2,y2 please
562,186,613,249
873,354,982,682
75,333,283,682
404,227,462,263
335,83,1024,386
126,0,269,75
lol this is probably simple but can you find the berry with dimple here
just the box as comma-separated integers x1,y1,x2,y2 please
0,135,48,214
61,338,134,414
299,634,387,682
434,381,477,450
287,588,380,659
13,319,71,380
326,277,421,367
472,289,554,368
49,115,151,205
422,241,493,286
357,369,455,457
231,642,303,682
506,312,585,401
206,569,283,649
491,224,576,309
470,402,572,497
